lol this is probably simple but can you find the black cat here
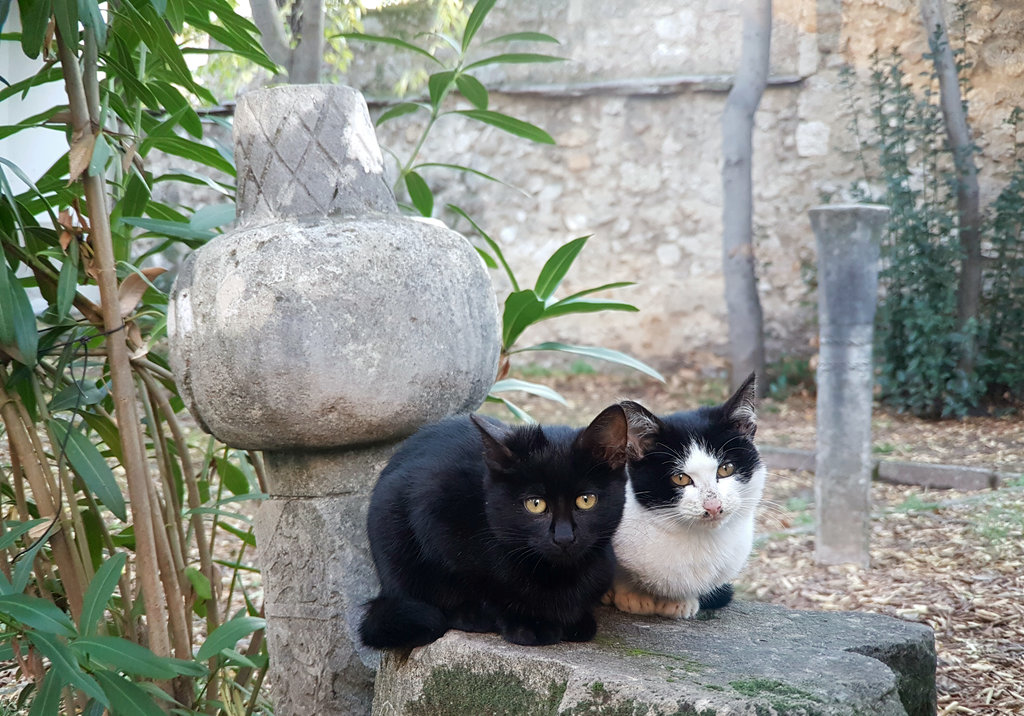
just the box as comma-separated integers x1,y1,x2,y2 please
359,405,630,648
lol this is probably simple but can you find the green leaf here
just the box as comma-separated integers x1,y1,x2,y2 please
140,136,234,176
447,204,518,290
491,378,567,405
87,134,111,177
416,163,525,194
196,615,265,661
91,669,163,716
120,217,215,242
218,647,260,668
474,246,498,269
558,281,636,302
486,31,560,44
49,419,127,521
0,594,77,636
217,521,255,547
534,235,589,300
0,519,48,551
183,507,251,524
336,32,441,63
454,110,554,144
79,552,126,637
428,70,456,110
189,203,235,231
215,456,250,496
28,632,108,706
376,102,425,126
540,298,639,320
48,379,109,412
0,259,38,366
185,566,212,601
27,671,62,716
52,0,79,54
149,81,201,138
464,53,565,70
484,394,535,424
510,343,665,382
501,289,546,349
461,0,496,52
56,242,79,320
456,74,488,110
73,636,204,678
404,171,433,217
12,528,51,593
77,0,106,49
19,0,51,58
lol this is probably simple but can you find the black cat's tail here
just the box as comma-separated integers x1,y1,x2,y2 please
698,583,734,611
359,595,448,649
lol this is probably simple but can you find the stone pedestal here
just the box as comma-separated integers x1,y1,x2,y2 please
168,85,501,714
809,204,889,567
374,603,936,715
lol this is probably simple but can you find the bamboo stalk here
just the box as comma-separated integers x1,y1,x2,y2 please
55,26,172,658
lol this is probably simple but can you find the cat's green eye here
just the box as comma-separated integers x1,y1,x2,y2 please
524,497,547,514
575,493,598,510
671,473,692,487
717,462,735,478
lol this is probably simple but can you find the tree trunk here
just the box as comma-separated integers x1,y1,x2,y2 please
920,0,981,372
248,0,291,76
721,0,771,394
288,0,325,83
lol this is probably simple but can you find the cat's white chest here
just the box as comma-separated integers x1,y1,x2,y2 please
612,481,758,600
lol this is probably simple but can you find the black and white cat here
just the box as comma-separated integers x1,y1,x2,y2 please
359,405,630,649
609,373,765,619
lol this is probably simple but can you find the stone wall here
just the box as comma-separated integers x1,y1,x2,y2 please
153,0,1024,374
339,0,1024,372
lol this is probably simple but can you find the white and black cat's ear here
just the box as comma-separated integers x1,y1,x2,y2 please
470,414,517,470
722,372,758,438
576,404,630,470
619,400,663,459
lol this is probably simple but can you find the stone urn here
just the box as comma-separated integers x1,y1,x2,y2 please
167,84,501,715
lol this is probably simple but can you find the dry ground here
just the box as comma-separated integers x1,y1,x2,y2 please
487,366,1024,716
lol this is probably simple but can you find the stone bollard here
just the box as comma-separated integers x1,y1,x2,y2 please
168,85,501,714
809,204,889,567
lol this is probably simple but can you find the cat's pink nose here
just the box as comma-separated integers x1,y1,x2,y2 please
703,499,723,518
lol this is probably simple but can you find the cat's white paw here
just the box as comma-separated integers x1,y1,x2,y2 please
613,588,658,615
680,595,701,619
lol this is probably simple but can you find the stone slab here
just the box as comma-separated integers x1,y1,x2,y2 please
759,446,816,473
875,460,997,491
373,601,936,716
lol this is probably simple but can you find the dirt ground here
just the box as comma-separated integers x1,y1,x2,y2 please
485,366,1024,716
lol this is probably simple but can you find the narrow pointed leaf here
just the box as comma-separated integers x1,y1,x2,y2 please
484,394,535,424
28,632,107,706
185,566,212,600
196,615,265,660
12,530,50,593
375,102,425,126
461,0,496,52
534,235,589,299
447,204,518,290
491,378,567,405
48,380,108,412
27,671,62,716
428,70,456,110
0,259,38,366
0,594,77,636
336,32,441,63
19,0,51,58
72,637,203,678
90,669,162,716
120,217,215,242
404,171,433,217
52,0,79,54
215,456,251,496
486,31,560,44
87,134,111,177
49,418,127,521
416,162,524,193
511,342,665,382
464,53,565,70
558,281,635,302
189,202,235,231
474,246,498,269
501,289,546,349
454,110,554,144
55,244,78,320
0,519,48,551
455,74,488,110
79,552,126,637
541,298,639,320
77,0,106,49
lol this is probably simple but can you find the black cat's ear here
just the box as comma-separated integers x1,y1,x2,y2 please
470,414,516,471
619,400,664,459
575,404,630,471
721,372,758,438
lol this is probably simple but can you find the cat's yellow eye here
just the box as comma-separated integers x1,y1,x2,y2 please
671,473,692,487
717,462,735,478
524,497,547,514
575,493,598,510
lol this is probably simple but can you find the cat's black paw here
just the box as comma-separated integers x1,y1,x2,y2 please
698,583,733,611
499,618,562,646
563,612,597,642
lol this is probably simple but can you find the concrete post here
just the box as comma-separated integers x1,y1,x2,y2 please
809,204,889,567
168,85,501,714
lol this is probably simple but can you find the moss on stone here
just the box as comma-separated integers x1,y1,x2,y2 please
406,665,567,716
728,679,825,715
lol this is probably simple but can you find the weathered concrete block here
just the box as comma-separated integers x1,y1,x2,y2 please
875,460,998,491
373,602,936,716
759,446,816,473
